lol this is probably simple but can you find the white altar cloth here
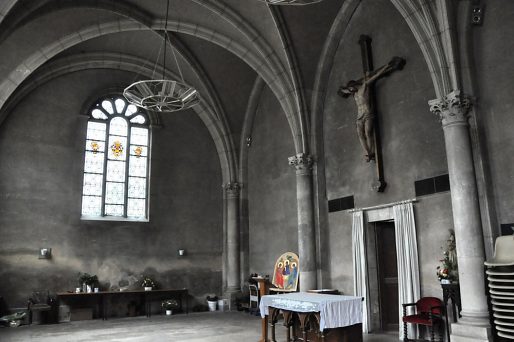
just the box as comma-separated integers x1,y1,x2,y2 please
259,292,363,331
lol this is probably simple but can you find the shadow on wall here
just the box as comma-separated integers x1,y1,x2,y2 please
0,255,222,315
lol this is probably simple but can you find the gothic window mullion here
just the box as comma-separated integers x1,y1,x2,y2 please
101,119,110,217
123,124,132,218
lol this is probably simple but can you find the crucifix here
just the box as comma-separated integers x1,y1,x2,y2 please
338,35,405,192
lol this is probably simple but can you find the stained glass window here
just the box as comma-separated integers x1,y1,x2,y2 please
81,96,150,220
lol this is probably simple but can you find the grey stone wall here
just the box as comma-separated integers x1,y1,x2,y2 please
322,0,453,296
473,0,514,227
0,69,223,309
247,88,298,278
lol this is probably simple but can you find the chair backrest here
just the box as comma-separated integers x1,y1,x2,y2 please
271,252,300,291
485,235,514,266
249,284,258,297
416,297,443,315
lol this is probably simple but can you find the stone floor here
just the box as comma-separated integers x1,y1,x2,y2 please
0,311,399,341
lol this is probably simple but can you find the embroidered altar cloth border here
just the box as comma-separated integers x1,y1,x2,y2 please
259,292,363,331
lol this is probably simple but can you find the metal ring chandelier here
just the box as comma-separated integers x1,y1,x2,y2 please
124,0,199,112
124,80,198,112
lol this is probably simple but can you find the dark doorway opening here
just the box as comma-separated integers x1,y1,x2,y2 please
375,221,399,332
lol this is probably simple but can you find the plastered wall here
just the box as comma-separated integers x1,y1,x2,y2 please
322,0,453,297
247,87,298,278
0,69,223,308
472,0,514,227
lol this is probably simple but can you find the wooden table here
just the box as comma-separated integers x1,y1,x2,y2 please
252,276,270,340
441,282,461,322
442,282,461,342
57,288,188,320
259,292,363,342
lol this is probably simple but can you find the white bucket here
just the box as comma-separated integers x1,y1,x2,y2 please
207,300,217,312
218,299,225,311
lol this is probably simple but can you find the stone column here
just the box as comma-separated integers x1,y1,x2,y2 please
288,153,317,291
429,90,491,342
225,182,241,291
224,182,241,306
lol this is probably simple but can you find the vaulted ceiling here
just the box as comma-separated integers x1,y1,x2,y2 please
0,0,344,181
0,0,459,184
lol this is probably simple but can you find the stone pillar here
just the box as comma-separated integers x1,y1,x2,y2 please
225,182,241,291
224,182,241,307
288,153,317,291
429,90,491,342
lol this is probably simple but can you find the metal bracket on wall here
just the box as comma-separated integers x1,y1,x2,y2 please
38,248,52,259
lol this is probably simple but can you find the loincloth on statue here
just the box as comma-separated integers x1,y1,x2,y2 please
356,112,376,122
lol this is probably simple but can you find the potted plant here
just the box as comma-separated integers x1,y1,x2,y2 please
78,273,98,293
206,295,218,312
436,230,458,284
141,276,155,291
161,299,179,315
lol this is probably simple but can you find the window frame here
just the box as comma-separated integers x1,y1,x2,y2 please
80,95,151,222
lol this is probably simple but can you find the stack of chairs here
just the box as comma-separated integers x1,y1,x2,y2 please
484,235,514,340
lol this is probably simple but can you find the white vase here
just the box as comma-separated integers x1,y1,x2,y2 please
86,285,92,293
144,286,152,291
166,310,172,316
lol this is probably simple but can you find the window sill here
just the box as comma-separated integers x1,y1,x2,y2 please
80,216,149,223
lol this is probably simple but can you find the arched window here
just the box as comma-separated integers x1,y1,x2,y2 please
81,96,150,221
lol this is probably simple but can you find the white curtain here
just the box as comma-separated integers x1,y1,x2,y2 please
352,210,370,333
393,202,420,340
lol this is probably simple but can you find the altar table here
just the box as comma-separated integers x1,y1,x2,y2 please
259,292,363,342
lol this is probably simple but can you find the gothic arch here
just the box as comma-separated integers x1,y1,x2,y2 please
1,52,235,185
0,0,305,152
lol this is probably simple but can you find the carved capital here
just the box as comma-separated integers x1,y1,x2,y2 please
288,153,314,175
429,90,472,127
224,182,241,198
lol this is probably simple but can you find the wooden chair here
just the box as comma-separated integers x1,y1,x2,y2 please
27,293,52,325
269,252,300,293
402,297,443,341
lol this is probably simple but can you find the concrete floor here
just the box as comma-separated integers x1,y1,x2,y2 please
0,311,399,341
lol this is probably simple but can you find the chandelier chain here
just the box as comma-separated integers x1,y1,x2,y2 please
123,0,199,112
163,0,170,80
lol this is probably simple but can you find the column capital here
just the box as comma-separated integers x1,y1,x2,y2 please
288,153,314,175
428,90,472,127
224,182,241,197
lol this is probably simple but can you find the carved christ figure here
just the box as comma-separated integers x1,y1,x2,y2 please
338,56,405,162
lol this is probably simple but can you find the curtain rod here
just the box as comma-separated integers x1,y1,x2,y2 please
347,198,417,213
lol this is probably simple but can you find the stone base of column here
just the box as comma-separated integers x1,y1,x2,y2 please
300,270,317,291
223,287,242,311
450,322,492,342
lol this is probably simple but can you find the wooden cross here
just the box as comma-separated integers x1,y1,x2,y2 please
338,35,405,192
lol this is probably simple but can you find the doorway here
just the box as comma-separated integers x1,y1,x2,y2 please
375,221,399,332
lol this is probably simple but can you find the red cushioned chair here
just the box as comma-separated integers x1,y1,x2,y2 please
402,297,443,341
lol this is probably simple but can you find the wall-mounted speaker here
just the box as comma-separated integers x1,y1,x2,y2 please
472,6,483,25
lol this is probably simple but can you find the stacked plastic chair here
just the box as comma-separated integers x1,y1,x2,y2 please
484,235,514,340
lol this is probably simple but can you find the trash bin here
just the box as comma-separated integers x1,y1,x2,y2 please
207,300,217,312
218,299,225,312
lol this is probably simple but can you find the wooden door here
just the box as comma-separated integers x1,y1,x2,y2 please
375,221,399,331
